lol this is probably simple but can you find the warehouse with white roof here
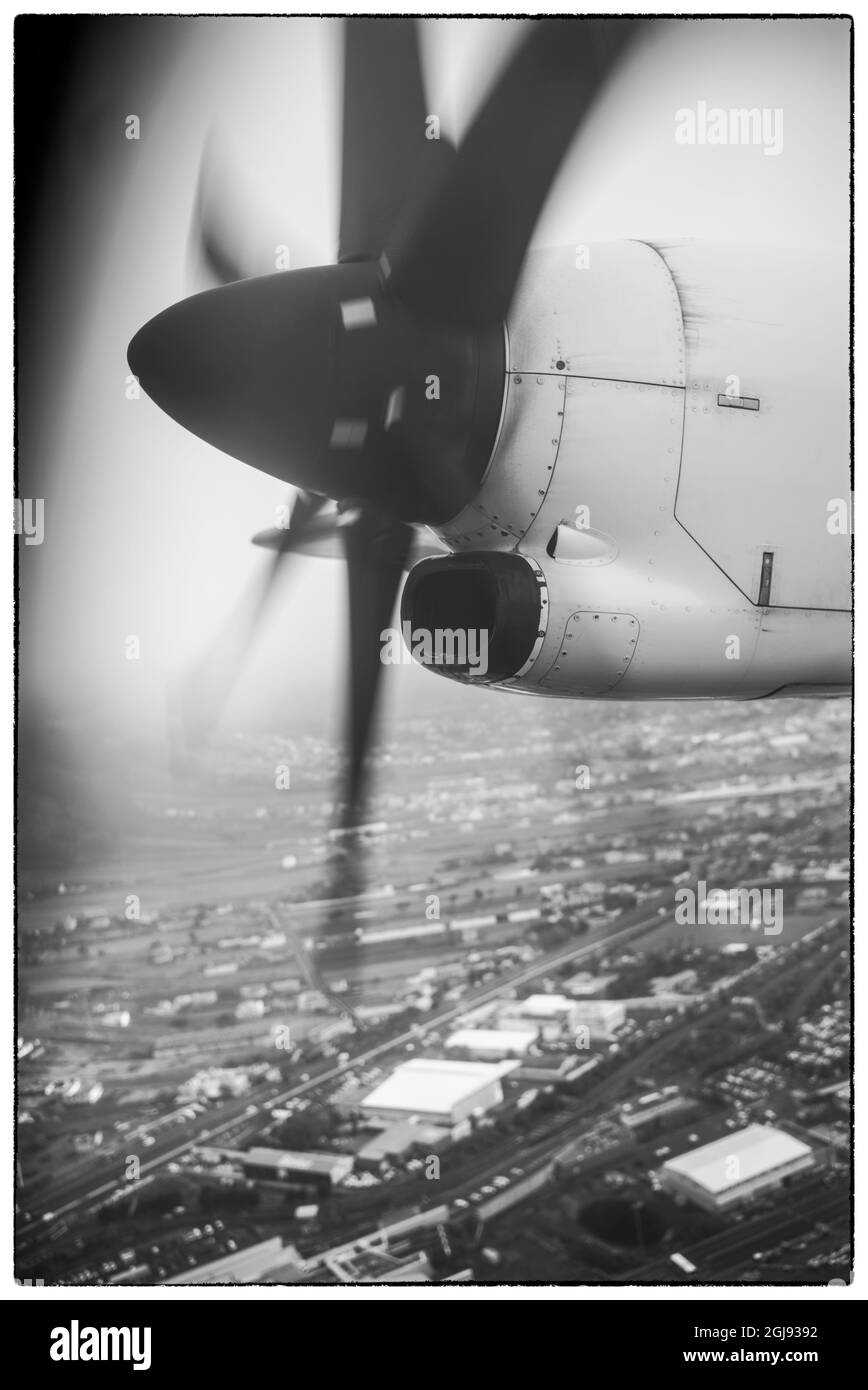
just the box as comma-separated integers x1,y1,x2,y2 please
446,1027,538,1061
660,1124,816,1211
570,999,626,1039
356,1057,518,1126
519,994,577,1021
509,995,625,1040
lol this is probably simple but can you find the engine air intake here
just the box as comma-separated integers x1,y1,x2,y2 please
400,552,542,683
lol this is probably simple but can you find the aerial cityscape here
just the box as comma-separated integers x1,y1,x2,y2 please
17,696,851,1285
13,12,852,1300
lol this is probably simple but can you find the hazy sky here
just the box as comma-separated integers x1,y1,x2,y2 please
17,16,850,743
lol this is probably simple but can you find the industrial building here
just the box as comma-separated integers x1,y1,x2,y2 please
355,1057,517,1126
562,971,619,998
651,969,699,995
446,1027,538,1061
237,1147,353,1192
512,1054,578,1086
355,1120,452,1171
619,1087,699,1132
517,994,578,1023
508,995,625,1041
660,1124,816,1212
500,994,579,1042
571,999,626,1038
324,1245,432,1282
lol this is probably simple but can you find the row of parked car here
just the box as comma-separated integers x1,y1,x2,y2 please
452,1167,526,1211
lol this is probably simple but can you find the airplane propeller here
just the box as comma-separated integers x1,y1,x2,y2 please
167,488,327,759
133,16,639,843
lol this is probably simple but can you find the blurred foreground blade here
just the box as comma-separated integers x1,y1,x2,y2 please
388,17,639,329
339,17,454,262
169,491,327,759
340,504,413,828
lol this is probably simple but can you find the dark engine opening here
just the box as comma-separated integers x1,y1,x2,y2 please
411,567,498,637
400,551,542,684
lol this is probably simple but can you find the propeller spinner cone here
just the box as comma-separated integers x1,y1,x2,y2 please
129,261,505,524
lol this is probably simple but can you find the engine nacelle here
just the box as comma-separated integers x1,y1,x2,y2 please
399,552,547,684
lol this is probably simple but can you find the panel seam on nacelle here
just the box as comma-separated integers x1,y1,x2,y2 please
648,240,850,615
507,372,687,391
522,375,568,543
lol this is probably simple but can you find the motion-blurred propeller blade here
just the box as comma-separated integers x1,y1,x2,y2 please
339,503,413,828
190,128,320,291
137,17,647,931
387,17,639,329
192,132,246,286
339,17,454,263
170,489,327,756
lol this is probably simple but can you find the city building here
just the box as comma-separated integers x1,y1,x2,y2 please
235,998,265,1021
357,922,446,945
448,913,499,941
445,1027,538,1061
508,995,626,1041
518,994,578,1023
271,976,302,994
562,971,619,998
297,990,329,1012
651,970,698,994
179,1067,251,1102
354,1057,518,1126
355,1120,452,1170
570,1000,627,1039
320,1239,433,1283
237,1147,353,1191
660,1124,816,1212
619,1087,699,1132
512,1054,577,1085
